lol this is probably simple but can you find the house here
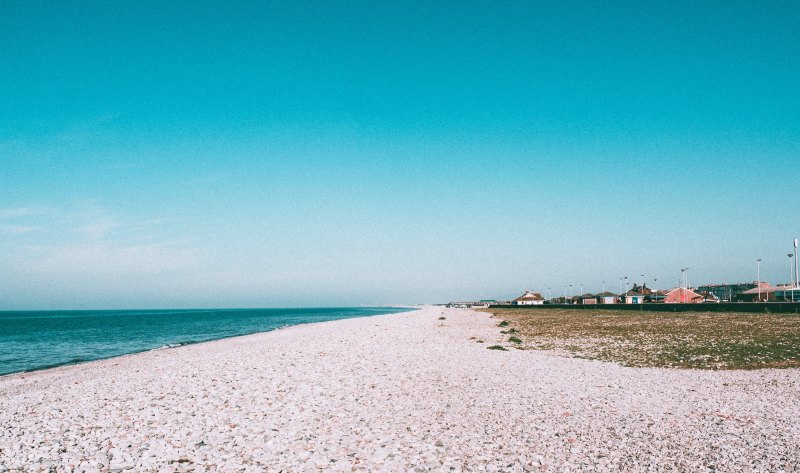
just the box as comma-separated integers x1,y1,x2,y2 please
513,290,545,305
697,291,721,303
593,291,619,304
663,287,704,303
622,289,646,304
736,284,793,302
646,290,668,303
776,286,800,302
696,282,760,302
577,293,598,304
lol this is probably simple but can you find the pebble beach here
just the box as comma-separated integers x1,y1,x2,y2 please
1,306,798,472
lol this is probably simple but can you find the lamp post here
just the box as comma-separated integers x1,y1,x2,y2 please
569,284,573,302
756,259,762,302
602,281,606,293
654,278,658,302
624,276,628,293
681,268,689,303
794,238,799,302
563,286,567,304
789,254,795,302
548,287,551,301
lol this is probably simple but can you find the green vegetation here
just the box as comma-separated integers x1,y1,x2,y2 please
497,320,510,327
508,336,523,344
438,316,446,320
500,328,518,334
487,345,508,351
484,308,800,370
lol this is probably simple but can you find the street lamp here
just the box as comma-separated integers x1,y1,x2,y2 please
654,278,658,302
789,254,795,302
624,276,628,293
756,259,762,302
681,268,689,303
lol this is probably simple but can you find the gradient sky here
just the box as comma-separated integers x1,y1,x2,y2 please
1,1,799,309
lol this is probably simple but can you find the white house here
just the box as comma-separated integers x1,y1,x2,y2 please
594,291,619,304
513,290,545,305
622,289,646,304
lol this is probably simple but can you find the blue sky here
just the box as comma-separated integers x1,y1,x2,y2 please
1,1,799,309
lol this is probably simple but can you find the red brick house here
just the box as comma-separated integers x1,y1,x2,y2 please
663,287,704,303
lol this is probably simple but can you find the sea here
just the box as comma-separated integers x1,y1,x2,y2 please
0,307,413,376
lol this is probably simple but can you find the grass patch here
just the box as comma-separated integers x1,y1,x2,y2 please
438,316,446,320
487,345,508,351
482,308,800,370
508,336,523,344
500,328,518,334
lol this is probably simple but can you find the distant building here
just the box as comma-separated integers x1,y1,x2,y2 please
622,283,650,304
776,286,800,302
593,291,619,304
696,291,721,303
646,290,668,303
622,290,646,304
663,287,704,303
577,293,598,304
513,290,545,305
736,284,796,302
696,282,760,302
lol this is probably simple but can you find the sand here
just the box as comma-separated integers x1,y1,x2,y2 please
1,306,798,472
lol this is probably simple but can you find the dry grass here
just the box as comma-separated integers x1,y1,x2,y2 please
484,308,800,370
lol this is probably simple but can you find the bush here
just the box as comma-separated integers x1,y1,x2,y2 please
487,345,508,351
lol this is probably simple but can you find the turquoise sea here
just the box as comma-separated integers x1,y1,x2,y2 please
0,307,412,376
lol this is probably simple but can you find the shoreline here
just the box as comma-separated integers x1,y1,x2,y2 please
0,306,417,379
2,306,798,471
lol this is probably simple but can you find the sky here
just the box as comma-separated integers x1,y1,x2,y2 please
1,1,799,309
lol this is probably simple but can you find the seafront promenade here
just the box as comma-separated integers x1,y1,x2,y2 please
1,306,798,471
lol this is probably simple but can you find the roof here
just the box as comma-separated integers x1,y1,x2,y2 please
624,290,647,296
594,291,619,297
665,287,701,295
578,293,596,299
513,291,544,302
739,286,783,294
